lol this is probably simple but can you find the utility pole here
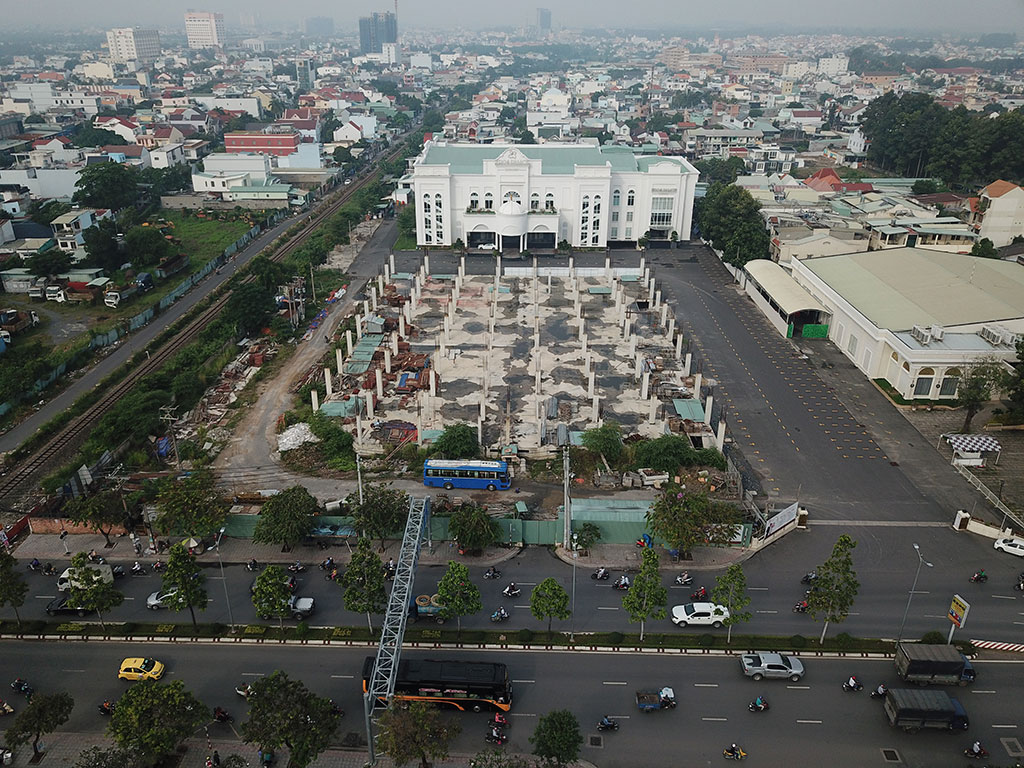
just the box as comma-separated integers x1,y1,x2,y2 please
309,261,317,303
159,405,181,471
562,446,572,547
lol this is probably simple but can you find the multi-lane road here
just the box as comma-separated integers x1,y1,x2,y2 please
8,642,1024,768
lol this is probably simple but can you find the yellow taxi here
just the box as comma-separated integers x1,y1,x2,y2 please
118,657,165,681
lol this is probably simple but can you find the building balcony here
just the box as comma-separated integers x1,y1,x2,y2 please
465,207,496,214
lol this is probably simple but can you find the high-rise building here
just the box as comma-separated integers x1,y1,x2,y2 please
184,11,225,49
304,16,335,37
536,8,551,32
358,12,397,54
106,27,162,63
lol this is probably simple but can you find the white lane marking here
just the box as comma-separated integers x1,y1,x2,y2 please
748,587,769,591
756,610,778,614
514,605,530,609
241,672,265,677
606,715,631,719
787,685,811,690
512,680,535,684
62,669,85,673
924,615,947,619
992,724,1018,729
908,590,929,595
992,595,1017,600
1013,621,1024,626
797,719,823,724
693,683,718,688
510,713,537,717
36,595,57,599
330,675,354,679
122,597,135,601
603,681,627,686
702,717,727,721
972,690,998,694
209,576,225,580
516,582,538,586
597,606,619,611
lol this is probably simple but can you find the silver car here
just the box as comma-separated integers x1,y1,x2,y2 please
146,589,178,610
740,653,805,682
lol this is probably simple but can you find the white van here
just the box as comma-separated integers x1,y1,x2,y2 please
56,563,114,593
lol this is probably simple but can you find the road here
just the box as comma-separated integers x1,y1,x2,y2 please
5,641,1023,767
0,209,310,455
5,534,1023,643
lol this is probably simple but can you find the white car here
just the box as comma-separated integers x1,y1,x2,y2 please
671,602,730,628
477,242,498,250
994,537,1024,557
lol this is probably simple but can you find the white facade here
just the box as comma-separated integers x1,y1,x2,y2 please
817,55,849,76
973,182,1024,246
105,28,161,63
185,12,225,49
410,142,698,250
151,143,186,169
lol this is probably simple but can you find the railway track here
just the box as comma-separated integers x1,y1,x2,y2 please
0,145,405,504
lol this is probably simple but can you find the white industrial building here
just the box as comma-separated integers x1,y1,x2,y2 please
409,142,699,250
105,28,162,63
184,11,225,49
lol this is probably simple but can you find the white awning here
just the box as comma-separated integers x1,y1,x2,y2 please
745,259,827,317
943,434,1001,453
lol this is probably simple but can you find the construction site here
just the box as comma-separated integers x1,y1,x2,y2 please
303,254,726,470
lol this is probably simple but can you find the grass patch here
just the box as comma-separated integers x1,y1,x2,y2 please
871,379,951,408
159,210,254,265
393,232,418,251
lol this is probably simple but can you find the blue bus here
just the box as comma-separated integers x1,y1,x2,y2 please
423,459,511,491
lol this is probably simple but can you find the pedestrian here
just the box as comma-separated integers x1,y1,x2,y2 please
324,334,329,343
213,750,221,767
206,757,213,768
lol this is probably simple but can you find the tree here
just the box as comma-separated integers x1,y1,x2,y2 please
155,470,228,539
347,483,409,551
332,146,353,165
251,565,293,627
124,226,174,267
711,563,751,643
73,161,138,210
954,357,1004,432
63,489,126,547
159,543,207,629
109,680,207,766
253,486,319,551
0,550,28,628
698,184,770,267
1005,339,1024,422
432,423,479,459
517,129,537,145
82,218,122,270
581,421,623,464
375,701,461,768
74,125,128,148
227,282,275,336
341,537,387,633
530,709,582,766
805,534,859,644
436,560,482,636
467,751,532,768
529,577,570,634
73,746,143,768
621,547,667,641
645,487,742,558
4,691,74,759
970,237,1000,259
911,179,942,195
240,670,339,768
25,249,72,278
694,156,746,185
448,503,499,553
396,203,416,241
67,551,124,628
28,199,71,226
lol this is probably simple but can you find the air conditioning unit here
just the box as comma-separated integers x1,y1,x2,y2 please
929,325,945,341
1001,330,1022,347
911,325,932,344
978,326,1004,346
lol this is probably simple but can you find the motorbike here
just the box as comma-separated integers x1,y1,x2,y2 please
491,713,509,729
0,699,13,715
675,572,693,586
88,552,106,564
800,571,817,585
324,569,340,582
98,702,115,716
213,708,233,723
490,609,509,623
235,684,253,699
793,600,809,613
612,580,630,591
502,585,520,598
10,679,32,696
246,560,260,572
723,745,747,761
483,569,501,580
329,700,345,718
28,559,42,572
597,718,619,732
748,698,769,712
690,587,708,601
1016,580,1024,592
969,571,988,583
963,746,990,759
870,685,888,700
484,730,508,746
591,568,610,581
42,563,56,576
842,677,864,692
318,558,335,571
152,561,165,572
130,565,147,576
287,562,306,573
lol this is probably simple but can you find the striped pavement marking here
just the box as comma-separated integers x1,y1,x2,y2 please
972,639,1024,653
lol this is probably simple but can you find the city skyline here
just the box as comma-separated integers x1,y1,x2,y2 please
2,0,1023,33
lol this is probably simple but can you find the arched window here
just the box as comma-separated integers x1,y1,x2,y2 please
582,195,590,212
914,367,935,397
593,195,602,215
435,193,442,204
627,189,635,206
469,192,479,209
423,197,431,212
612,189,621,206
530,193,539,211
940,367,961,397
544,192,554,211
484,192,494,210
503,191,521,204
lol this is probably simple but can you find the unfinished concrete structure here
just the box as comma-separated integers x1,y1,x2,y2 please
316,254,720,462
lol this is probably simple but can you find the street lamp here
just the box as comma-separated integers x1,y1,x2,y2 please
214,527,235,633
896,543,932,644
570,533,579,643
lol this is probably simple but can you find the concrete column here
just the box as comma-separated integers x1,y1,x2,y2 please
355,317,363,340
694,372,702,397
384,348,392,374
643,267,650,287
388,253,395,273
311,389,319,412
639,256,646,274
363,299,370,319
641,370,650,400
569,256,574,273
482,359,489,397
391,332,399,355
592,394,600,424
424,254,430,274
429,370,437,396
324,368,333,399
335,347,343,374
497,253,502,276
477,417,483,447
649,396,658,424
588,368,596,397
647,281,656,303
371,285,378,311
629,334,638,359
660,303,669,327
546,274,552,293
667,316,675,341
479,397,486,421
460,255,466,276
410,288,418,314
684,350,692,374
439,339,446,359
443,316,451,343
654,289,662,309
635,353,643,380
578,319,585,341
399,314,406,337
356,412,363,450
605,256,612,281
364,390,374,419
704,394,714,426
404,302,412,324
376,368,384,399
535,365,542,394
581,333,588,357
377,273,385,294
716,418,727,450
346,330,354,356
416,409,423,447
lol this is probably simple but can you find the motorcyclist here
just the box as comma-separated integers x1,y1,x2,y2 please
497,606,508,619
386,558,395,572
875,683,886,696
321,557,334,570
596,567,608,579
485,566,498,579
847,675,859,689
694,585,707,600
503,582,517,596
248,558,258,571
725,744,740,758
214,707,229,722
970,740,983,756
490,724,503,740
88,549,100,562
600,715,614,728
29,558,41,570
973,568,987,580
43,563,56,576
131,561,143,573
100,700,114,714
329,567,339,581
616,575,630,588
754,695,765,710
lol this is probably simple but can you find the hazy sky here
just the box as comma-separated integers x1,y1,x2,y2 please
7,0,1024,33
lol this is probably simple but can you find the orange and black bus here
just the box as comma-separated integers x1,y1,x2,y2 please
362,656,512,712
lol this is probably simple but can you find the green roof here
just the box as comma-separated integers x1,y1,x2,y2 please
673,399,705,421
419,144,694,176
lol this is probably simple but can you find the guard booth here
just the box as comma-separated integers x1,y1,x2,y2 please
742,259,830,339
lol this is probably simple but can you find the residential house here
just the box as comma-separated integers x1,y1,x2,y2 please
50,207,111,259
150,143,186,168
968,180,1024,246
93,115,142,144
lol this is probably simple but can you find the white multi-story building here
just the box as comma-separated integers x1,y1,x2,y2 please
969,180,1024,246
817,55,850,76
409,141,698,250
184,11,225,49
105,28,161,63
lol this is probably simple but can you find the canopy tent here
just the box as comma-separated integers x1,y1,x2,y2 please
940,433,1002,467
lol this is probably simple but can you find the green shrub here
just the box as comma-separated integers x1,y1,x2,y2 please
121,623,137,635
919,631,945,644
698,633,716,647
517,628,534,643
461,630,484,643
607,631,624,645
789,634,807,648
834,632,855,649
294,621,310,639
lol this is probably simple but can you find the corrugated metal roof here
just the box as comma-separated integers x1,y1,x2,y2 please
673,399,705,421
745,259,827,316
